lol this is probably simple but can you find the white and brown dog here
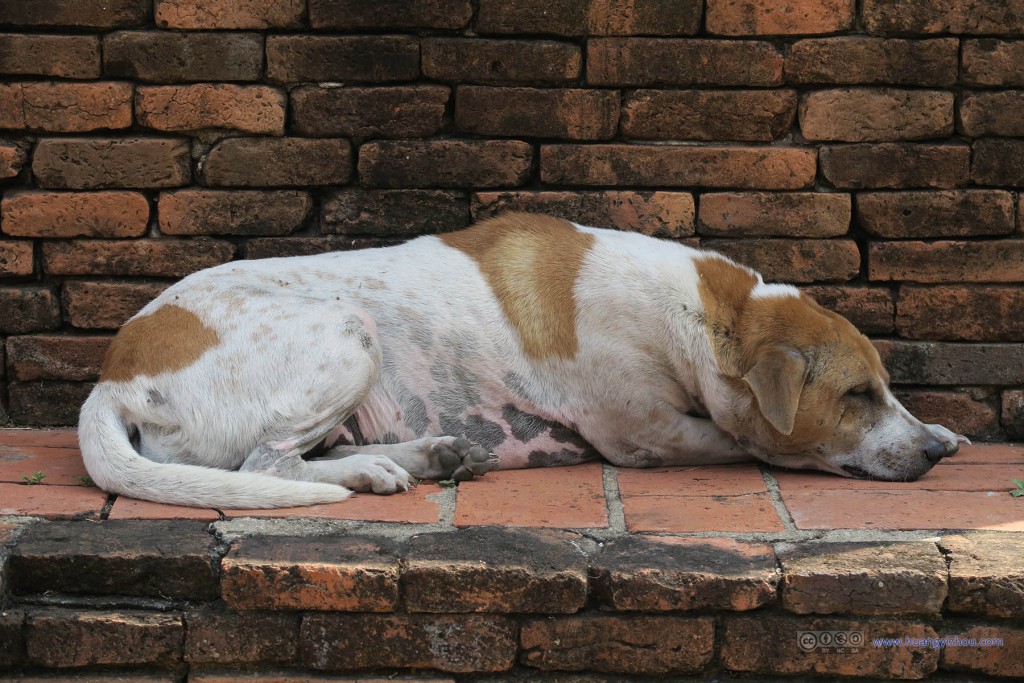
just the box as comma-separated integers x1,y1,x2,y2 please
79,213,966,508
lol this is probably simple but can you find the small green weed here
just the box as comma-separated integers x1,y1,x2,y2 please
1011,479,1024,498
77,475,95,487
22,471,45,485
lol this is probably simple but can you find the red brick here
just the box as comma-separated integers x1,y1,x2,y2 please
2,191,149,238
0,479,105,512
698,192,849,237
588,38,783,86
897,286,1024,342
893,390,1001,440
871,241,1024,283
186,606,298,664
941,625,1024,677
856,190,1015,238
159,190,311,236
360,140,533,189
962,91,1024,137
0,34,100,78
877,340,1024,386
963,39,1024,86
0,0,150,28
136,85,285,135
456,86,618,140
10,382,93,425
703,239,860,282
477,0,702,36
800,88,953,142
0,288,60,334
201,137,351,187
64,281,169,329
290,86,448,139
300,614,516,672
222,482,443,523
32,137,191,190
310,0,472,29
245,236,400,259
864,0,1024,35
520,615,714,674
820,143,970,189
0,142,27,179
104,31,263,82
0,241,33,276
322,189,470,236
972,137,1024,187
786,37,957,85
707,0,853,35
26,608,183,667
0,82,131,132
473,190,695,237
45,239,234,278
7,335,110,381
1004,389,1024,440
542,145,816,189
801,286,895,334
155,0,302,29
267,36,419,83
422,38,581,83
622,90,795,141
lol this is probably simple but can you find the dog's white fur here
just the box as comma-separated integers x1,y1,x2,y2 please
79,214,963,508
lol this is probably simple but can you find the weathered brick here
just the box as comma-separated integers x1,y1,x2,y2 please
186,606,298,664
245,236,401,259
592,537,776,612
894,390,1001,440
404,528,589,613
622,90,795,141
8,381,93,425
26,608,183,667
0,241,33,276
800,88,953,142
972,138,1024,186
1003,389,1024,439
698,192,849,237
871,241,1024,283
290,86,448,139
877,340,1024,385
32,137,191,190
45,239,234,278
457,86,618,140
779,542,946,615
707,0,853,35
0,142,27,179
7,335,110,381
423,38,581,83
0,0,150,28
856,190,1015,238
104,31,263,82
0,82,131,132
64,281,168,329
155,0,302,29
705,239,859,282
477,0,702,36
521,615,714,674
897,286,1024,342
300,614,516,672
722,615,939,677
864,0,1024,35
2,191,149,238
11,520,219,599
820,143,970,189
963,39,1024,86
802,286,895,334
542,145,816,189
473,190,695,237
360,140,533,189
0,34,100,78
136,85,285,134
267,35,419,83
159,190,311,236
962,91,1024,137
941,625,1024,677
201,137,351,187
0,609,23,666
222,535,400,612
588,38,783,86
787,37,957,85
0,287,60,335
322,189,469,236
310,0,472,28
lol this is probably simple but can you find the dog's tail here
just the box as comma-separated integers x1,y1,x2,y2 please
78,384,353,509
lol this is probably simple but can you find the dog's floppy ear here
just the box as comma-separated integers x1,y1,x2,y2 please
743,346,810,436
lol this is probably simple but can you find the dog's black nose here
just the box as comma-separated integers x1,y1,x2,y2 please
924,438,958,463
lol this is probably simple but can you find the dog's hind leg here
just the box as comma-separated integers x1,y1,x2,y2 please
311,436,500,481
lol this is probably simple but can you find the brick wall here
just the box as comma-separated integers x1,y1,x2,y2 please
0,0,1022,436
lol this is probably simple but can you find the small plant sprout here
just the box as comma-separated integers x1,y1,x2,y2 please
77,475,95,487
22,471,46,485
1011,479,1024,498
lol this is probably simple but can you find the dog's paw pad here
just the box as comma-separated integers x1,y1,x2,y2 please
433,438,500,481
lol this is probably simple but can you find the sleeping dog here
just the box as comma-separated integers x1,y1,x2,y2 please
79,213,965,508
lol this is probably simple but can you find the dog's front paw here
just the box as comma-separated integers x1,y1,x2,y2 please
431,437,500,481
335,454,412,494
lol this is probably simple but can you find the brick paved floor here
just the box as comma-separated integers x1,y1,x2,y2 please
2,429,1022,534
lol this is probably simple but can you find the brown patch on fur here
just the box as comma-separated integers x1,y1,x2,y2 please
100,305,220,382
693,255,758,376
440,213,595,359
